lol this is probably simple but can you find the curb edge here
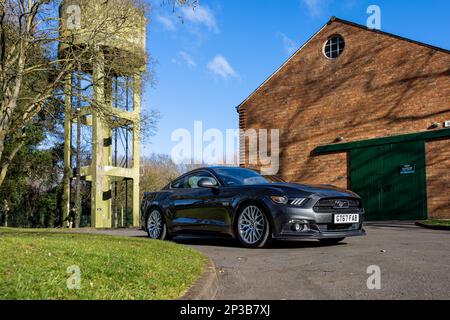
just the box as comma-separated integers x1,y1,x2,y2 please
179,258,219,300
415,221,450,231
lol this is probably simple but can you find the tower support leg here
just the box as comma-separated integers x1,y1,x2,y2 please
132,74,141,227
63,73,72,227
91,50,112,228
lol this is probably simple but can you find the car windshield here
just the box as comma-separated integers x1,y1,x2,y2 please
263,175,286,183
214,168,269,186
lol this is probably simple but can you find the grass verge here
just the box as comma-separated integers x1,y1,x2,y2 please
420,220,450,227
0,228,206,300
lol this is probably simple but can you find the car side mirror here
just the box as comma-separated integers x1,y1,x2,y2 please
198,178,218,189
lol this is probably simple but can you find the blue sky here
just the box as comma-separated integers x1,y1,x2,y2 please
142,0,450,157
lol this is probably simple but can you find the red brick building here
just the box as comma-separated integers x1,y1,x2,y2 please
238,17,450,221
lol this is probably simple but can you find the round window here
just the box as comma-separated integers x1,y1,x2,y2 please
323,35,345,59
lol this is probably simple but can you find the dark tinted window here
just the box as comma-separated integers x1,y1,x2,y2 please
171,177,185,189
171,171,218,189
184,171,218,189
214,168,269,186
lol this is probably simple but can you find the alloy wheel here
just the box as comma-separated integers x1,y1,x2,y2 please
238,205,265,245
147,210,163,239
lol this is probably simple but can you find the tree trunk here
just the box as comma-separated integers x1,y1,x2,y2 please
0,131,6,186
73,69,82,229
0,41,27,189
3,199,9,227
0,139,25,186
0,162,9,187
121,206,124,228
74,112,81,228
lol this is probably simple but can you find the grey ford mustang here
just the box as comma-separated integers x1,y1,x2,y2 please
141,167,366,248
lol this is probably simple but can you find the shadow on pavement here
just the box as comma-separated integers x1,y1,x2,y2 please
364,221,420,230
172,236,241,248
172,235,345,249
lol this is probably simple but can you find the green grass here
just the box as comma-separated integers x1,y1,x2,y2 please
421,220,450,227
0,228,206,300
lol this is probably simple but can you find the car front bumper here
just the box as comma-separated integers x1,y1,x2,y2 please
273,227,366,240
267,198,366,240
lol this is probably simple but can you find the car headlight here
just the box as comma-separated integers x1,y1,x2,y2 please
270,196,289,204
290,198,307,206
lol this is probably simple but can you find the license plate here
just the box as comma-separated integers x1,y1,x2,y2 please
334,214,359,224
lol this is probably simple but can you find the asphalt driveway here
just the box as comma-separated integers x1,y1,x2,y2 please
82,221,450,300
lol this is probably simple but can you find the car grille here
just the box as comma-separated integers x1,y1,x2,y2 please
327,224,353,231
313,198,362,214
318,223,361,232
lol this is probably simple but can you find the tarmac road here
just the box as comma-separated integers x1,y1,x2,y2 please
82,221,450,300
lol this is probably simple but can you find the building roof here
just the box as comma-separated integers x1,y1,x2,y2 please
236,16,450,112
331,17,450,54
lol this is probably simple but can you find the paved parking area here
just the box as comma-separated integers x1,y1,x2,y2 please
81,222,450,300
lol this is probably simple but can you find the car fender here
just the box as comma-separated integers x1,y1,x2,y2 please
232,196,277,235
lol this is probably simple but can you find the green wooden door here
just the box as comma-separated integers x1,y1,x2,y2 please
350,141,427,221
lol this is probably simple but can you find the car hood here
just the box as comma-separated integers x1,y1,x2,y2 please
268,182,359,198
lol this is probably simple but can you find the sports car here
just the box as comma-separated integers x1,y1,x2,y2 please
141,167,366,248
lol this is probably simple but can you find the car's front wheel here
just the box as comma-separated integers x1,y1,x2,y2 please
235,204,271,248
146,208,168,240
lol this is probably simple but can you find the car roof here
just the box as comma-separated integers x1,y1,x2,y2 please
204,166,257,172
187,166,257,176
168,167,261,188
179,166,258,177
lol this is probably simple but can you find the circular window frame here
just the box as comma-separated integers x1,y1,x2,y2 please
323,34,345,60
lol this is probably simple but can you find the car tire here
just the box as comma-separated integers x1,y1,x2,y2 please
235,204,272,249
319,237,345,245
146,208,168,240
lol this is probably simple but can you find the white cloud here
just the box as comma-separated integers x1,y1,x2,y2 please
172,51,197,68
156,15,176,31
302,0,326,17
181,5,219,33
279,33,298,55
207,55,238,79
178,51,197,68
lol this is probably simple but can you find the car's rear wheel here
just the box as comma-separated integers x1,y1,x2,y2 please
236,204,271,248
146,209,168,240
319,237,345,245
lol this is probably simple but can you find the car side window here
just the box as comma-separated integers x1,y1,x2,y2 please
184,171,218,189
171,177,185,189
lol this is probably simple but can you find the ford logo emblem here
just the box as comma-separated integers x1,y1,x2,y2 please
334,200,350,209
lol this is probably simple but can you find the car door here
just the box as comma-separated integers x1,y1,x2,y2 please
197,184,235,235
170,171,231,234
168,174,203,232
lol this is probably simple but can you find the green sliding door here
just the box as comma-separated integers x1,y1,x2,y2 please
350,141,427,221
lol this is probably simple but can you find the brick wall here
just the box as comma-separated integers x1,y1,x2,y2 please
426,140,450,219
240,20,450,219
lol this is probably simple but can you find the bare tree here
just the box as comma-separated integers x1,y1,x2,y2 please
140,154,181,194
0,0,195,188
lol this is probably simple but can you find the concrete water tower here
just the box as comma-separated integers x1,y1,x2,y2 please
59,0,146,228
